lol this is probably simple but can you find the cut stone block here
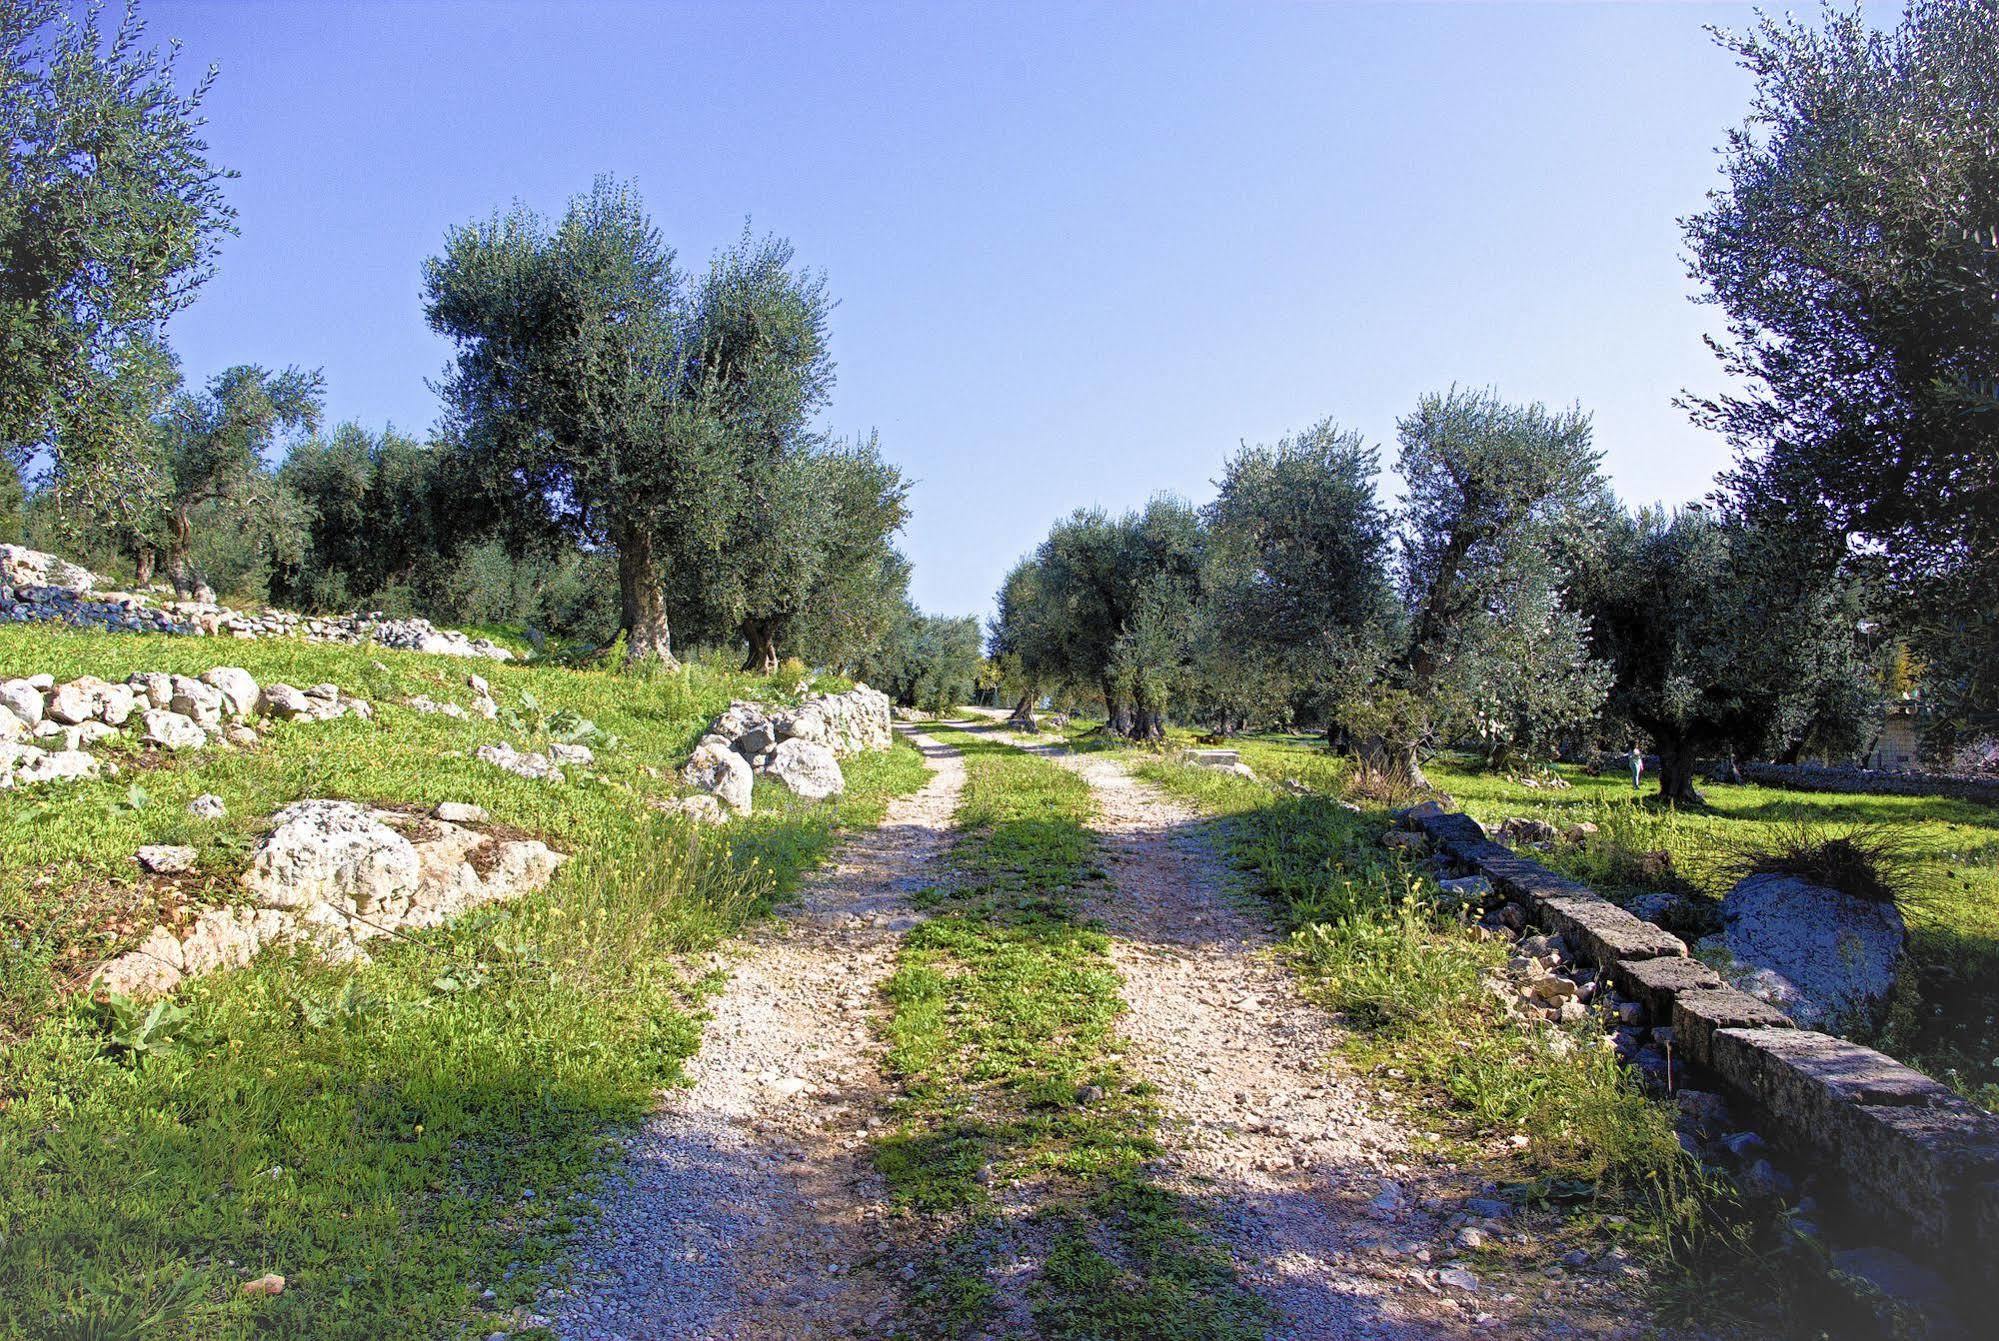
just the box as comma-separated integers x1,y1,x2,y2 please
1833,1101,1999,1258
1672,987,1794,1068
1606,955,1724,1020
1708,1028,1960,1152
1540,895,1689,967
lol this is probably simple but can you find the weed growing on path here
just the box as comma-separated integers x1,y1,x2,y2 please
876,727,1264,1341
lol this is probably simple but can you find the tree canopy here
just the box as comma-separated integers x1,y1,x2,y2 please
1685,0,1999,750
1,0,234,461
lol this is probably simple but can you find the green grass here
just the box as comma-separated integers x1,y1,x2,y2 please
875,726,1264,1341
1422,757,1999,1110
0,624,930,1339
1072,733,1765,1323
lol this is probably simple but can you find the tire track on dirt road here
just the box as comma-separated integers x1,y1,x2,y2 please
542,727,965,1341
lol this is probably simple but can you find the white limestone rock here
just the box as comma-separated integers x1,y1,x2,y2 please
140,709,208,751
241,799,421,915
0,679,44,726
765,737,845,800
682,740,753,814
200,666,262,718
476,742,562,781
136,845,198,874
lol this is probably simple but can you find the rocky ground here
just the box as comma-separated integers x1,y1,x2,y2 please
538,727,967,1340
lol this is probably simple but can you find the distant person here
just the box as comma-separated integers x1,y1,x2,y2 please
1628,745,1644,791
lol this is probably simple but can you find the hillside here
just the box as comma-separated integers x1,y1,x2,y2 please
0,593,928,1338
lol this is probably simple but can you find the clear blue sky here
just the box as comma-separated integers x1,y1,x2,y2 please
157,0,1759,620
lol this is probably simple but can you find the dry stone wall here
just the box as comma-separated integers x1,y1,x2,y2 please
1,543,513,660
677,684,892,818
2,666,367,790
1394,802,1999,1312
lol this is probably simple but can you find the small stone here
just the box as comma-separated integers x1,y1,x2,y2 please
241,1274,285,1297
1437,1266,1479,1292
136,845,197,874
434,801,490,825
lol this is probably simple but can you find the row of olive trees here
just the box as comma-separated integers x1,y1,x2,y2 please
2,2,918,668
991,387,1881,803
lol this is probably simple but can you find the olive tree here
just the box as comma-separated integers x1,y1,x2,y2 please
1200,418,1395,738
1589,507,1876,803
2,0,233,461
1375,387,1614,782
1686,0,1999,751
428,194,840,667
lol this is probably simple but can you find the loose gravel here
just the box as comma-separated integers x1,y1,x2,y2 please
538,728,966,1340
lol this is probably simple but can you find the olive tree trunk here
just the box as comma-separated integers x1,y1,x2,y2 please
1007,691,1037,731
1655,737,1705,806
617,528,677,668
741,619,780,675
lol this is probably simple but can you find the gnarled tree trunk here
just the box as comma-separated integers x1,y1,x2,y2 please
1655,737,1705,806
617,527,676,668
132,544,157,588
1007,691,1037,731
1102,678,1132,736
741,619,779,675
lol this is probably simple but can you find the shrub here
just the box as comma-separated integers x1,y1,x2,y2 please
1725,821,1914,905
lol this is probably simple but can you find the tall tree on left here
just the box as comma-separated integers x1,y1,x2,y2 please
1,0,234,462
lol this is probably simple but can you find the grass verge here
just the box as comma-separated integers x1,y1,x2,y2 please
0,624,929,1339
875,726,1264,1341
1422,758,1999,1110
1108,739,1798,1332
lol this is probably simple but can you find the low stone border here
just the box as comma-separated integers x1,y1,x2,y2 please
1395,802,1999,1313
679,684,892,816
1,667,367,790
1732,761,1999,807
1,542,513,660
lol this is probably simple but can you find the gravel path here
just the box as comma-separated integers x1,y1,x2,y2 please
975,724,1678,1341
539,727,965,1341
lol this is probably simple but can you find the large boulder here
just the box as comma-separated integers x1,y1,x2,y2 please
765,737,845,800
683,739,753,813
242,799,422,916
1710,872,1906,1030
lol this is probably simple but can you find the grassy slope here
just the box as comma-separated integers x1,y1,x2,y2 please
1422,758,1999,1110
0,625,929,1340
876,726,1264,1341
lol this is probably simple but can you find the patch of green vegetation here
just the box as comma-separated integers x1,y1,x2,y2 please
876,726,1264,1341
0,623,928,1339
1116,741,1758,1312
1426,757,1999,1111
